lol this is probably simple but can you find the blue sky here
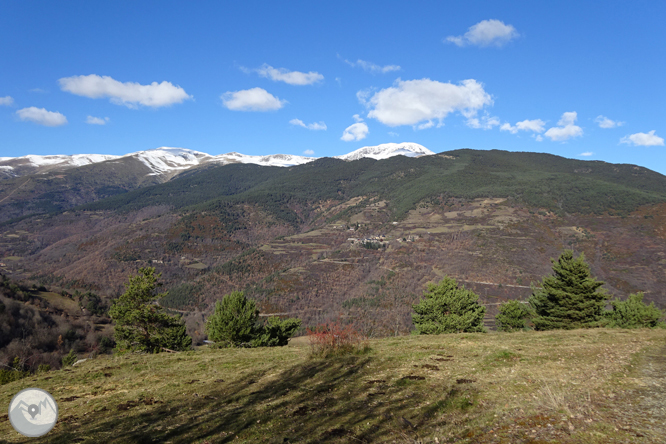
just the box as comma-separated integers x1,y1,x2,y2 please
2,1,666,173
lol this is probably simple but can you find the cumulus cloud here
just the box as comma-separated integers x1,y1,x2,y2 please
244,64,323,85
417,120,435,130
534,135,543,142
500,119,545,134
0,96,14,106
342,57,401,74
16,107,67,126
363,78,492,127
620,130,664,147
59,74,192,108
289,118,327,130
86,116,109,125
595,115,624,129
341,115,369,142
222,88,286,111
467,114,500,130
303,149,315,155
445,19,519,47
544,111,583,141
580,152,593,156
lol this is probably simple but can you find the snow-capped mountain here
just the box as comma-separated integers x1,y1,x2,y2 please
210,152,316,168
0,143,434,178
126,148,212,175
335,143,434,161
0,154,120,177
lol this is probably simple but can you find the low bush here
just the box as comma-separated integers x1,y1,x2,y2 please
496,300,532,332
206,291,301,347
61,349,78,367
306,321,369,358
605,292,666,329
0,357,30,385
412,276,486,334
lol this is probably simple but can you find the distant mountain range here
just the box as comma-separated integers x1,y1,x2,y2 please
2,146,666,338
0,142,434,179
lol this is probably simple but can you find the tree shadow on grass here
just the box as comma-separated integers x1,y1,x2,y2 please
10,355,469,443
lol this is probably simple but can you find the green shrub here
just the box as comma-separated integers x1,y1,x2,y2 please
412,276,486,334
205,291,301,347
0,369,29,385
62,349,78,367
0,357,30,385
605,292,666,328
496,300,531,332
252,316,302,347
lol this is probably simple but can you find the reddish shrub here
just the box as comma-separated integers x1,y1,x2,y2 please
306,321,369,357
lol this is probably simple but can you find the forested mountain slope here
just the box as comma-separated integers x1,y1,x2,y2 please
2,149,666,339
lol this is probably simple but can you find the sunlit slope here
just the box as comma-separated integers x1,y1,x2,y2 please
81,149,666,220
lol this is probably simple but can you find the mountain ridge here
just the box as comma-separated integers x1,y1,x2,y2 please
0,142,431,179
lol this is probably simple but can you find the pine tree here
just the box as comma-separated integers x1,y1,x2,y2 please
109,268,192,353
605,292,666,328
205,291,301,347
496,300,531,332
205,291,260,347
412,276,486,334
529,250,608,330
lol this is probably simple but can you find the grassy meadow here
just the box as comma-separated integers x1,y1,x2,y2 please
1,329,665,443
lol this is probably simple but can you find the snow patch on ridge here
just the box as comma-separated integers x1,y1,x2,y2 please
210,152,316,167
335,142,434,161
21,154,119,167
127,147,212,175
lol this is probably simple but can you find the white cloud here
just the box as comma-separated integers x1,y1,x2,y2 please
341,122,369,142
289,118,327,130
353,114,363,123
0,96,13,106
557,112,577,126
445,19,519,47
417,120,435,130
580,152,593,156
16,107,67,126
59,74,192,108
466,114,500,130
222,87,286,111
544,111,583,141
500,118,545,134
388,131,399,137
364,78,492,127
595,115,624,129
303,149,315,155
534,135,543,142
343,57,401,74
86,116,109,125
247,64,323,85
620,130,664,147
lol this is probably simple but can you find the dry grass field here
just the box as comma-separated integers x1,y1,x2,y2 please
1,328,665,443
